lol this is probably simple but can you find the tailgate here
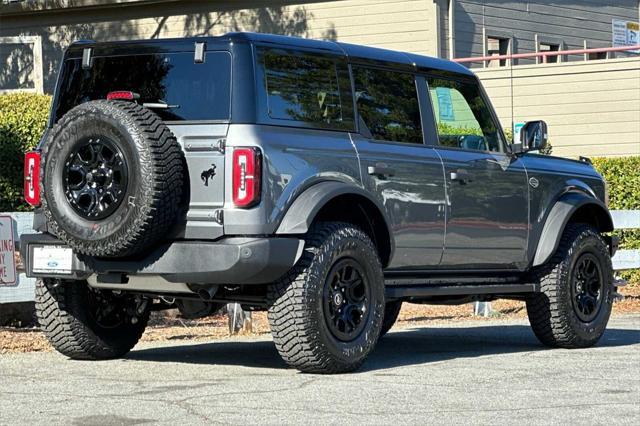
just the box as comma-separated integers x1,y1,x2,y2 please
170,124,227,240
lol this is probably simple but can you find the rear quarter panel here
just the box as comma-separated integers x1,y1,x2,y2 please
223,124,361,235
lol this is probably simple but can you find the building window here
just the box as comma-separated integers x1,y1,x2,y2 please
588,51,607,60
538,42,561,63
486,36,510,67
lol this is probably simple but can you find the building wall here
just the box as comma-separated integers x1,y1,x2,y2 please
1,0,638,158
475,57,640,158
449,0,639,65
0,0,439,93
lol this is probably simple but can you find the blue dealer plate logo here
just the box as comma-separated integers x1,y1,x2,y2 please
47,261,59,268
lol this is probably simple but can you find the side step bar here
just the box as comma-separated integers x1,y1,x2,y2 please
385,283,539,299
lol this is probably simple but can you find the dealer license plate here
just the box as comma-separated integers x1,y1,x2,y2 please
32,245,73,274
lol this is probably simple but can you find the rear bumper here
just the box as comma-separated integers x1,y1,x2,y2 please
20,234,304,285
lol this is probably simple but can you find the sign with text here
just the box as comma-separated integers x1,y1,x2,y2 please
513,122,525,144
0,216,17,286
612,19,640,53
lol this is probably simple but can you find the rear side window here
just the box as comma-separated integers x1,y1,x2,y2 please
353,67,423,144
257,47,354,131
54,51,231,122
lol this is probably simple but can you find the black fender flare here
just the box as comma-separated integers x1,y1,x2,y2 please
532,191,613,267
275,181,395,260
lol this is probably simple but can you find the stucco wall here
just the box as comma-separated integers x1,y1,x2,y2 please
475,57,640,158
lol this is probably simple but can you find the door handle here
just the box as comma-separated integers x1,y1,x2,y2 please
368,164,395,178
450,168,472,184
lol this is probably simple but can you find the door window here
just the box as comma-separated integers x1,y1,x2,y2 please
353,67,423,144
427,78,504,153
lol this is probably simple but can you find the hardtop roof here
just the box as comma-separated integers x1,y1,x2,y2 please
67,31,474,77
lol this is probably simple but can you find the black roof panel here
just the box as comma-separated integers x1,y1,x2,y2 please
67,32,473,76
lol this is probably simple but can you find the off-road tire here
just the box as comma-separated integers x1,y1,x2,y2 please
41,100,184,257
526,223,613,348
380,301,402,338
267,222,385,374
35,279,148,359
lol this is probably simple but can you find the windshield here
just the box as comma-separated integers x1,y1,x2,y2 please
53,51,231,122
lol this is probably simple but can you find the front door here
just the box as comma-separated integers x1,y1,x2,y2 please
351,65,446,269
426,76,529,269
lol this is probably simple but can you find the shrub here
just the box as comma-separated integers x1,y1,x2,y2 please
0,93,51,211
592,157,640,287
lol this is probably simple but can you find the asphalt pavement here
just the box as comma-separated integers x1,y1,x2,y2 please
1,315,639,425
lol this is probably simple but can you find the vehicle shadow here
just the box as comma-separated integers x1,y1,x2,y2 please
127,325,640,372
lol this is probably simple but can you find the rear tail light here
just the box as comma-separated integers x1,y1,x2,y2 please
232,147,262,208
24,151,41,206
106,91,139,101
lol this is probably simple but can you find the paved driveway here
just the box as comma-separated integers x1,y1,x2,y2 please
1,315,639,425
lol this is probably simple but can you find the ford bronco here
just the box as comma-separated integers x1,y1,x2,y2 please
20,33,618,373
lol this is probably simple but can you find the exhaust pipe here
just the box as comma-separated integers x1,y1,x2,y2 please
197,285,219,301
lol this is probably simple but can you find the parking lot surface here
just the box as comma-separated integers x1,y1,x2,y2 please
1,315,639,425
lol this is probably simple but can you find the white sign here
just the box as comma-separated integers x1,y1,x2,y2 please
612,19,640,52
513,122,525,143
0,216,17,286
32,246,73,274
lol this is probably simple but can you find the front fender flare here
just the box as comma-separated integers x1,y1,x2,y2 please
532,192,613,267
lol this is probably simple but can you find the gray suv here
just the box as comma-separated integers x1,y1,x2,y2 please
21,33,618,373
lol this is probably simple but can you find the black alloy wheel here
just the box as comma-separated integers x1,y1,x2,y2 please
36,279,149,360
323,258,371,342
526,223,614,349
570,253,604,323
267,222,385,373
62,137,128,220
86,287,136,329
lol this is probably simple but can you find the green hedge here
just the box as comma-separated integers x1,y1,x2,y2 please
0,93,51,211
592,157,640,286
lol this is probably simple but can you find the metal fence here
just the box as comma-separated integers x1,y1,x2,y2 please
610,210,640,270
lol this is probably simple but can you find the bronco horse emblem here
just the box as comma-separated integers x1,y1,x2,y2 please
201,164,217,186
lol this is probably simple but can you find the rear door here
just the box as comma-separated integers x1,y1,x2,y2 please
425,76,529,269
350,66,446,269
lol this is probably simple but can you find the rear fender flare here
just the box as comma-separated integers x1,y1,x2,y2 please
275,181,394,259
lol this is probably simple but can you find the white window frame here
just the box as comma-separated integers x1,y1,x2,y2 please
0,36,44,94
583,40,610,61
535,35,565,64
483,28,513,68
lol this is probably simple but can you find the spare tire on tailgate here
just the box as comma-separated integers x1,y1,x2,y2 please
41,100,185,257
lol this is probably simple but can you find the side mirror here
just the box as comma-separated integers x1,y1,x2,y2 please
519,120,548,152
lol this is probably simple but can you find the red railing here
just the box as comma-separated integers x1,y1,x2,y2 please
453,45,640,64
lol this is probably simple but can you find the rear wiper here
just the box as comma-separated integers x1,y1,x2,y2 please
142,100,179,109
